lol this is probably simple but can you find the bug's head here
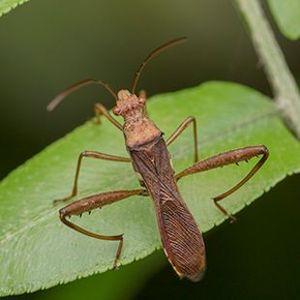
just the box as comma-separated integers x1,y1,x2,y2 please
113,89,146,117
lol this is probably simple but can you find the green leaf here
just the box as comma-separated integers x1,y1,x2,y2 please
1,82,300,296
39,250,166,300
0,0,30,17
267,0,300,40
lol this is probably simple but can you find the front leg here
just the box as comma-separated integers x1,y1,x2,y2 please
47,78,122,131
138,90,148,116
54,151,131,205
176,145,269,222
166,116,199,163
60,188,146,268
94,103,123,130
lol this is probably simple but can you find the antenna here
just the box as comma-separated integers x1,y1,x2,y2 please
47,79,117,111
131,37,187,94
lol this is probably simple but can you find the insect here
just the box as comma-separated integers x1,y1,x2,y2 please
48,37,269,282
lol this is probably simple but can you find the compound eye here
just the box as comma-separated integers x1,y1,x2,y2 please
138,98,145,104
113,106,121,115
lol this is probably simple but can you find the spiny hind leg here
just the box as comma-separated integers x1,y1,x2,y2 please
59,188,146,268
175,145,269,222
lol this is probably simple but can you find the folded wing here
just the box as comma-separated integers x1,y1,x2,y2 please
130,137,206,281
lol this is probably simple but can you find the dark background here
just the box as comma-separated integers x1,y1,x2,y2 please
0,0,299,299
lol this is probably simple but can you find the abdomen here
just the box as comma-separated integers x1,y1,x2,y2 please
129,137,206,281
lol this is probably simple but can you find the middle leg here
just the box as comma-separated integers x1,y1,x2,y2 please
166,116,199,163
54,151,131,205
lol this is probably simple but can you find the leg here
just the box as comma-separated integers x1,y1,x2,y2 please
47,78,122,130
138,90,148,116
54,151,131,205
166,116,199,163
59,188,147,268
94,103,123,131
47,79,121,131
176,145,269,222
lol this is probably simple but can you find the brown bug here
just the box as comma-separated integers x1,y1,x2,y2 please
47,37,269,282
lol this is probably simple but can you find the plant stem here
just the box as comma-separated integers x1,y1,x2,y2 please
235,0,300,138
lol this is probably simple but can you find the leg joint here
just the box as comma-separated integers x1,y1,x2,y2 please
59,208,68,222
80,151,89,157
186,116,196,122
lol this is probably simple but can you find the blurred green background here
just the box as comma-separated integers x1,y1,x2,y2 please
0,0,299,299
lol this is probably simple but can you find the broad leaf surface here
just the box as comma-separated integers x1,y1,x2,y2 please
0,0,30,17
0,82,300,296
267,0,300,40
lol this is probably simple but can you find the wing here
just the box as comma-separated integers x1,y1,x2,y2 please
158,196,206,281
129,137,206,281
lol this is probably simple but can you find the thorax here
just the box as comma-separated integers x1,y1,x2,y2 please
123,114,161,149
